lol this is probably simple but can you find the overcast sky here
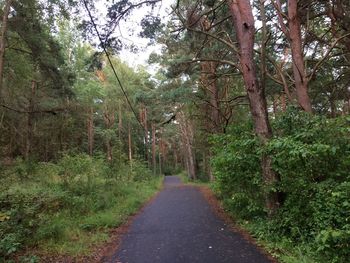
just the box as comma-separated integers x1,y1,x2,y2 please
95,0,175,69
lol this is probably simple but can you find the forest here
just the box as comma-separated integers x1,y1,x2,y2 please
0,0,349,262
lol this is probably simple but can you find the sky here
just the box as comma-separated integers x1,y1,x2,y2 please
95,0,175,69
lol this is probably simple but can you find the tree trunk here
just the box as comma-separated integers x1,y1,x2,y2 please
151,122,156,174
229,0,280,215
288,0,313,113
103,107,115,162
0,0,12,97
87,106,94,156
140,106,149,164
259,0,267,92
178,111,197,180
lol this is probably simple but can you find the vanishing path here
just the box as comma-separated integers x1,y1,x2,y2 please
109,176,272,263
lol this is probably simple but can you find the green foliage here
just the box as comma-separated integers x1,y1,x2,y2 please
0,154,161,261
211,109,350,262
130,159,153,182
211,121,265,219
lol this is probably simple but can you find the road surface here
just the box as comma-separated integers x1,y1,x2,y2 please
108,176,272,263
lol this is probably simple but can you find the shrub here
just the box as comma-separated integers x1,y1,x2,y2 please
211,108,350,262
211,121,265,219
0,152,157,260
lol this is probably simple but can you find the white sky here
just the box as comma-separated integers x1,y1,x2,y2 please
95,0,175,69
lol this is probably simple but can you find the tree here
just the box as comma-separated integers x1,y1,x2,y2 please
0,0,12,96
228,0,280,215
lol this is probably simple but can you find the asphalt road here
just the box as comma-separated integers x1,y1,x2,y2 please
109,176,272,263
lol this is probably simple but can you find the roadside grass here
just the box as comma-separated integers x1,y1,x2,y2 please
34,180,162,257
0,155,163,261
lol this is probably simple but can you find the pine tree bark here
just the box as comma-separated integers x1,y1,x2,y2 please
229,0,280,216
259,0,267,92
288,0,312,113
0,0,12,97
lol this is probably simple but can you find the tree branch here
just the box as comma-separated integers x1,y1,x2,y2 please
185,58,240,70
307,33,350,81
272,0,290,39
1,104,67,115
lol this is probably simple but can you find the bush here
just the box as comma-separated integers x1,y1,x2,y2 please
211,108,350,262
211,121,265,219
0,153,159,260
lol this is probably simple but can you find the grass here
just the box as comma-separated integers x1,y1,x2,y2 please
35,179,163,257
0,155,163,261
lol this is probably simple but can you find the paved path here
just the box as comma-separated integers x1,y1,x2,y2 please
109,176,272,263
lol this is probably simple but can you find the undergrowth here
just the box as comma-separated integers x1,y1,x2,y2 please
0,153,162,262
211,108,350,263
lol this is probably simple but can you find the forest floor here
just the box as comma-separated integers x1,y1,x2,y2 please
102,176,275,263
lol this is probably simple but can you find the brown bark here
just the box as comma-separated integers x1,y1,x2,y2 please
229,0,272,141
87,106,94,156
259,0,267,92
287,0,312,113
0,0,12,97
229,0,280,215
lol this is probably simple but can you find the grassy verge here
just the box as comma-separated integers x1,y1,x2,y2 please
0,154,163,262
